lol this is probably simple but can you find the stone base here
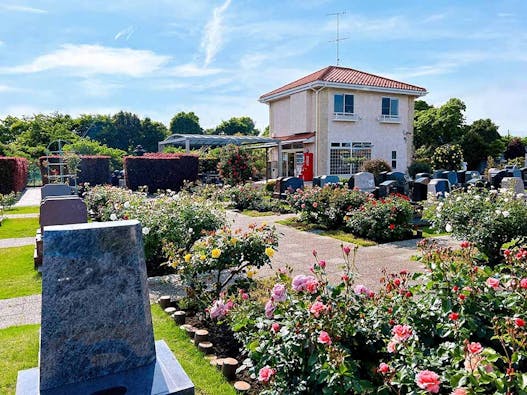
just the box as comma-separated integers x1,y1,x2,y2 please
16,340,194,395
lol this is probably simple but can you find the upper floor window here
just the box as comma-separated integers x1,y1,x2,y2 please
380,97,400,122
333,94,357,121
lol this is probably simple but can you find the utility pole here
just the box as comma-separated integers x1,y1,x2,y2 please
327,11,348,66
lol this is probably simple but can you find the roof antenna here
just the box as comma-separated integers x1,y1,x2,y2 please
327,11,348,66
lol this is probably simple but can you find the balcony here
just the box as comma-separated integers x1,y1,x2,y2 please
378,114,400,123
333,112,359,122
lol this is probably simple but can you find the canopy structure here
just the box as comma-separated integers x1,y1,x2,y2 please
158,134,280,152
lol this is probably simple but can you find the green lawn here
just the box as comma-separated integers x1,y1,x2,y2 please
3,206,40,215
0,308,236,395
0,245,41,300
276,217,376,247
241,209,276,217
0,217,40,239
421,226,450,238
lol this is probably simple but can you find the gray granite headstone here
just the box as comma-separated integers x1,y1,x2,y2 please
353,172,375,192
16,220,194,395
41,183,73,200
40,196,88,228
428,179,451,198
501,177,524,194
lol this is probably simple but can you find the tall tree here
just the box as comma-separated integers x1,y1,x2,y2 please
169,112,202,135
504,137,526,160
214,116,258,136
140,118,168,152
111,111,142,151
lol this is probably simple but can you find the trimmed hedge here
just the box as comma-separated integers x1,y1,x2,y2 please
0,156,29,194
39,155,110,186
124,153,198,192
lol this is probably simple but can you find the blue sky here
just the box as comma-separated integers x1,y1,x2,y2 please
0,0,525,136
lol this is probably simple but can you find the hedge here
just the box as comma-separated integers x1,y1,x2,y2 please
39,155,110,186
0,156,29,194
124,153,198,192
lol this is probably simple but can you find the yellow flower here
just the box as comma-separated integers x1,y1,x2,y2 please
247,268,256,279
170,261,178,268
184,254,192,263
200,254,206,261
230,237,238,246
261,221,267,227
211,248,221,259
265,247,275,258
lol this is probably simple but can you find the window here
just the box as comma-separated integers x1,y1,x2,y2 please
334,94,354,114
391,150,397,169
382,97,398,116
329,142,372,175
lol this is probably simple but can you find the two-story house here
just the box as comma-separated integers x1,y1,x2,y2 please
259,66,427,178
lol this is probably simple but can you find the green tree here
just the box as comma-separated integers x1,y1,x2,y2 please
111,111,142,151
63,138,126,170
414,100,433,112
214,116,258,136
504,137,525,160
431,144,464,170
169,112,202,135
139,118,168,152
460,131,488,169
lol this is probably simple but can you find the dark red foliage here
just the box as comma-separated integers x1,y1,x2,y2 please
0,156,29,194
38,155,111,186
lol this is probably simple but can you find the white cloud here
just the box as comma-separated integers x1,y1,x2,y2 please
0,4,47,14
0,84,15,92
0,44,170,77
114,25,135,41
79,79,123,97
201,0,231,67
166,63,223,77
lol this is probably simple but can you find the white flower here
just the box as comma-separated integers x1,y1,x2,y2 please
474,195,481,200
502,211,510,218
445,223,453,232
142,227,150,235
188,228,194,234
456,197,462,202
495,209,502,215
124,201,130,208
504,198,509,203
436,213,442,218
110,213,117,221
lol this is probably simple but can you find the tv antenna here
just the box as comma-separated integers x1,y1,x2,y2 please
327,11,348,66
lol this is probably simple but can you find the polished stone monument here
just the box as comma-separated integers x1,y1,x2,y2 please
353,172,375,193
17,220,194,395
40,183,73,200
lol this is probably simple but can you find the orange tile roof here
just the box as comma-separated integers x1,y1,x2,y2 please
260,66,426,100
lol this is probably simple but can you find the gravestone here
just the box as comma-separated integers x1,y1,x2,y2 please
320,175,340,187
456,171,466,185
411,177,430,202
41,183,73,200
489,169,507,189
378,180,397,198
387,171,409,195
17,220,194,395
440,171,458,186
347,176,355,190
353,172,375,192
415,173,431,179
40,196,88,229
505,165,522,178
312,176,321,187
501,177,524,194
465,170,480,183
428,179,451,198
378,171,389,184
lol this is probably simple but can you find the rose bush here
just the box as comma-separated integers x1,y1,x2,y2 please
424,186,527,261
217,144,253,185
225,183,292,213
225,241,527,394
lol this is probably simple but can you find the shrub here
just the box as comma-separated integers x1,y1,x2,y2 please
288,186,369,229
345,194,414,242
424,187,527,261
39,155,110,186
227,184,264,210
408,161,432,178
226,242,527,394
0,191,17,209
362,159,392,180
83,186,225,275
217,144,253,185
168,224,278,309
124,153,198,192
0,156,28,194
431,144,464,171
63,138,125,171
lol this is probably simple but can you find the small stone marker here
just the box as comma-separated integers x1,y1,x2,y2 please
501,177,524,194
16,220,194,395
222,358,239,381
427,179,451,198
194,329,209,344
173,311,186,325
353,172,375,192
198,342,213,354
234,381,251,392
164,307,177,315
41,183,72,200
158,295,172,309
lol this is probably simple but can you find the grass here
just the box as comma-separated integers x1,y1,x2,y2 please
276,217,376,247
0,217,40,239
0,245,41,300
421,226,450,238
0,324,40,395
3,206,40,215
241,209,276,217
0,308,236,395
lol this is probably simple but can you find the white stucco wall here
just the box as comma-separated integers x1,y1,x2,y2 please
270,91,315,136
269,97,290,137
324,89,414,174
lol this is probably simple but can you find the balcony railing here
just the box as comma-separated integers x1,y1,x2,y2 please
378,114,400,123
333,112,359,121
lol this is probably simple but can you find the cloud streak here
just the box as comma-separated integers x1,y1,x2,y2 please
0,44,170,77
201,0,231,67
0,4,47,14
114,25,135,40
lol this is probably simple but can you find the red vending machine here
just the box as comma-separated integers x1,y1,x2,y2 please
301,152,313,181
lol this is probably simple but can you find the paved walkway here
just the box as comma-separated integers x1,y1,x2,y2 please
0,295,41,329
15,187,41,207
4,213,39,219
0,237,35,248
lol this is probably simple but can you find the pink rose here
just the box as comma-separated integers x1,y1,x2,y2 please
292,275,317,292
342,245,351,255
317,330,332,345
520,278,527,289
305,277,318,293
209,299,227,319
392,324,412,342
258,365,276,383
264,300,276,318
318,260,326,269
378,362,390,374
353,284,372,296
486,277,500,289
271,322,280,334
309,301,327,318
312,202,318,208
271,283,287,302
387,341,397,353
467,342,483,354
451,388,468,395
415,370,441,393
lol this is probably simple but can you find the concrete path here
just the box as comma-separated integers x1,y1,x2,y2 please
0,237,35,248
0,295,41,329
4,213,39,219
15,187,41,207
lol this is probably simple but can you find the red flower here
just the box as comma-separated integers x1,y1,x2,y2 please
389,223,395,230
317,330,332,345
467,342,483,354
514,318,525,327
460,241,470,248
520,278,527,289
449,312,459,321
378,362,390,374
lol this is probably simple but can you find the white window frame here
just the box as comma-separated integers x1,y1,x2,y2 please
333,94,358,121
329,142,372,175
379,97,400,123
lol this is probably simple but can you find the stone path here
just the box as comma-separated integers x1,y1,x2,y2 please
0,237,35,248
15,187,41,207
4,213,39,219
0,295,41,329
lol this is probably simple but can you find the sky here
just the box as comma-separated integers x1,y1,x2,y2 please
0,0,526,136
